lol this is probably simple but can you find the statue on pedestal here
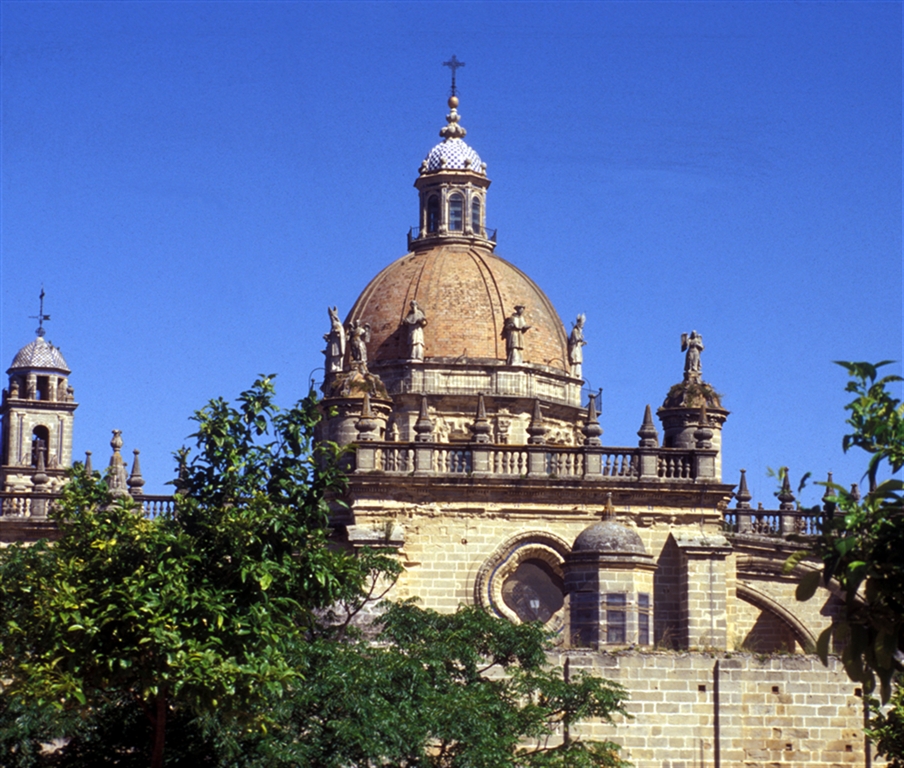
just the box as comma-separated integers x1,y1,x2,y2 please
681,330,704,382
568,313,586,378
348,319,371,371
324,307,346,373
403,300,428,361
502,305,531,365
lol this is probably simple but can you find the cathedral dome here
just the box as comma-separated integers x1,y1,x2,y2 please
8,336,70,374
346,244,570,370
423,138,483,173
572,521,647,555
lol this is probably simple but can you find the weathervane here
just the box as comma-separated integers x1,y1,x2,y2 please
443,54,465,96
30,286,50,337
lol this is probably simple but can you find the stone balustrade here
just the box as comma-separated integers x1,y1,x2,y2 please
0,492,176,519
355,440,718,482
722,507,825,538
0,483,827,543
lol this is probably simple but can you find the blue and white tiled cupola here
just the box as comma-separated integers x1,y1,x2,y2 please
409,95,495,252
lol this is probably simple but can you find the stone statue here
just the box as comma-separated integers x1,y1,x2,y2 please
9,379,19,399
502,305,531,365
348,319,371,370
682,331,704,381
323,306,346,373
25,377,36,400
568,313,586,378
403,300,428,361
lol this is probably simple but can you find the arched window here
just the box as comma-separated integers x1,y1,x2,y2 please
426,196,440,233
471,198,482,234
448,194,463,231
31,425,50,467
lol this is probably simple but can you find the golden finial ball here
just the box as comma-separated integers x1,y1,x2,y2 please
448,95,459,109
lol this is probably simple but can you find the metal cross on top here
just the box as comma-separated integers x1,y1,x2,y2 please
443,54,465,96
30,287,50,337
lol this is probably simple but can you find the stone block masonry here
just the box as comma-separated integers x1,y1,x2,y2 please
554,650,875,768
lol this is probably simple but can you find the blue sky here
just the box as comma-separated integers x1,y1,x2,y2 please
2,1,901,499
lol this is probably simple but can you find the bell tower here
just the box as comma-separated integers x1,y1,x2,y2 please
0,291,77,492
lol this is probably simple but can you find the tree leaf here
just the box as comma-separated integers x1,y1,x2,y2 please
796,570,821,602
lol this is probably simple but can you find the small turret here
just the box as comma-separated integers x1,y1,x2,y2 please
657,330,728,481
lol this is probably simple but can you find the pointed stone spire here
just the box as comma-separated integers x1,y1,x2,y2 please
777,471,795,511
355,392,378,442
582,392,603,447
735,469,752,509
127,449,145,497
84,450,93,476
602,492,614,520
822,472,836,515
637,404,659,448
414,395,434,443
173,448,189,496
527,399,548,445
850,483,861,503
470,392,492,444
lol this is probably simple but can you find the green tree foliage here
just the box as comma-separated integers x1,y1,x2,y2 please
789,361,903,704
272,602,628,768
867,679,904,768
0,377,629,767
0,377,382,768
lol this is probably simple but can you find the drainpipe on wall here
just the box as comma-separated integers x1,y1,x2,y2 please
713,659,721,768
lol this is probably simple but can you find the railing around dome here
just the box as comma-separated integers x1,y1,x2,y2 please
408,225,497,247
353,441,718,483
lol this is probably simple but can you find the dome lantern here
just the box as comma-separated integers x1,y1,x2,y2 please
409,72,495,252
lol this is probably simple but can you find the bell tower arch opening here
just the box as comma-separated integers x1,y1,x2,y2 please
31,425,50,466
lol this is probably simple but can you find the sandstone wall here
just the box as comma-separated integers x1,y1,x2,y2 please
559,650,875,768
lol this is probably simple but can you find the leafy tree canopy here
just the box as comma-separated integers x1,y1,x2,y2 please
0,377,628,768
788,361,903,703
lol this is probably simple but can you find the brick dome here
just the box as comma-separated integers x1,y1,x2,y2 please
346,245,570,371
